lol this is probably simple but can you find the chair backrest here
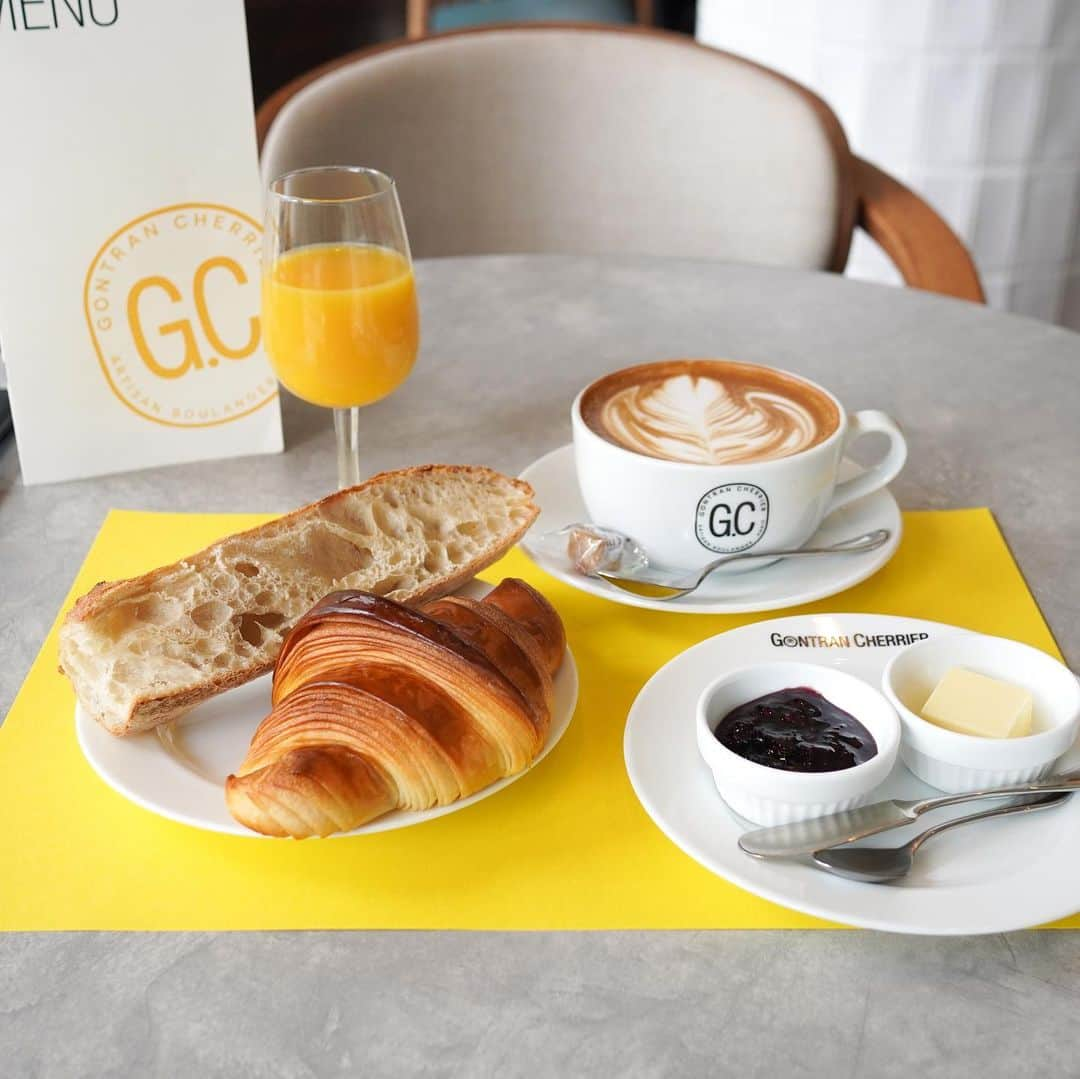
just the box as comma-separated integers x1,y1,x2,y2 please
410,0,646,40
260,25,855,269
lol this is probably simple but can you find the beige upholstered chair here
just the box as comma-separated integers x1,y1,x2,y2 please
257,25,983,302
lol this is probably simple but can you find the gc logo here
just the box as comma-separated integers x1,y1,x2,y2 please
127,256,260,379
695,483,770,553
84,203,277,428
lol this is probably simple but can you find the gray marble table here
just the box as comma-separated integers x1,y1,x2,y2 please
2,256,1079,1077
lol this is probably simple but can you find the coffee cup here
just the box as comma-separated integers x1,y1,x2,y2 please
571,359,907,569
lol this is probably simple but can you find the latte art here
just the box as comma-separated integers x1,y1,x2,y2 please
598,374,826,465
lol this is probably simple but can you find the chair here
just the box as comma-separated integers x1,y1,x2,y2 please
407,0,654,40
257,24,983,302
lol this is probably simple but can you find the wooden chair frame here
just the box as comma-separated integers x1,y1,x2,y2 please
256,23,984,303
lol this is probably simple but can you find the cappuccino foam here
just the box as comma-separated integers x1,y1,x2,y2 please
583,361,839,465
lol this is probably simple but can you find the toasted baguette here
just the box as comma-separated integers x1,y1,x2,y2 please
59,465,539,736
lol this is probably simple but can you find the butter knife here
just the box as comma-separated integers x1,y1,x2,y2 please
738,770,1080,859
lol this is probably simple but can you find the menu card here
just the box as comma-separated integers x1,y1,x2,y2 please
0,0,282,484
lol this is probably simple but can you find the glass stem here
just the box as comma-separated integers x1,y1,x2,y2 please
334,407,361,490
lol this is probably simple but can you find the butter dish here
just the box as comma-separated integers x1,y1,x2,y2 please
882,632,1080,793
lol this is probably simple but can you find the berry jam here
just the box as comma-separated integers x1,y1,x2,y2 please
714,687,877,773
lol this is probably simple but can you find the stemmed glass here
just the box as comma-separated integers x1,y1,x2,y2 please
262,166,419,489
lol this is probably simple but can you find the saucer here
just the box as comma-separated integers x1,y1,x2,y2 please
518,444,901,614
624,613,1080,933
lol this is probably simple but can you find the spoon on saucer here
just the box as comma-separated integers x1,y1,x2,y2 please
811,791,1070,884
595,529,891,601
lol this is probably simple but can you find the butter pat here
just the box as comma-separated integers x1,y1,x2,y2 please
921,667,1033,738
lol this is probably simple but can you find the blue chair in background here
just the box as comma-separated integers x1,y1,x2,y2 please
407,0,652,38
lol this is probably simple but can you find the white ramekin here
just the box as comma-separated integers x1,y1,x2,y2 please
882,631,1080,793
696,661,901,826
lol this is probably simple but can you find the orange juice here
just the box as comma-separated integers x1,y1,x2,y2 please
262,243,419,408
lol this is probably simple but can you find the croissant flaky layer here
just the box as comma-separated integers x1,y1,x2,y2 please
225,579,565,837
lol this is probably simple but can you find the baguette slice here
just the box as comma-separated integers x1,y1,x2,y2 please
59,465,539,737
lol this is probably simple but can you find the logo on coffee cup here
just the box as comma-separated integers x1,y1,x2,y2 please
84,203,277,428
695,483,769,553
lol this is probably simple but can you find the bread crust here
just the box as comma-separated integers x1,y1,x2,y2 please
60,465,538,736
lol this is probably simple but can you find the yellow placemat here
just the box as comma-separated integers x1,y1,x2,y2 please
0,507,1074,931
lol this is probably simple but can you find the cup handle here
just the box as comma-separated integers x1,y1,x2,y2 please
825,410,907,516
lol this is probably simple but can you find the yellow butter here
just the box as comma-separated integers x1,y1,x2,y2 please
921,666,1033,738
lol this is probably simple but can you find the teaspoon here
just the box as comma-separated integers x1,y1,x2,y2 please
595,529,891,600
811,791,1070,884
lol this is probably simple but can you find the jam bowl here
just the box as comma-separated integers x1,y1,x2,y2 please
882,631,1080,794
696,661,901,826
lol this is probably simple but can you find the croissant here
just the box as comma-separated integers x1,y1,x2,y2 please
225,579,566,837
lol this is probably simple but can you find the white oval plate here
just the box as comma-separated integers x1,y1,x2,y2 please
77,581,579,838
624,613,1080,934
518,445,902,614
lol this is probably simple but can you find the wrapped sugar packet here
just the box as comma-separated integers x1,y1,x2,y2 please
531,524,649,577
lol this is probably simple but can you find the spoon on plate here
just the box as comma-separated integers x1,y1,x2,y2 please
811,790,1070,884
595,529,891,600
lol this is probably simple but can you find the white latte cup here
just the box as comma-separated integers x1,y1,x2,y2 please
571,360,907,569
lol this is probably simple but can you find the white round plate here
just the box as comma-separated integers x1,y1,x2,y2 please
77,582,579,838
519,444,901,614
624,613,1080,934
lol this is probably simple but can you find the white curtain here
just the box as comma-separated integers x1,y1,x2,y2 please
697,0,1080,328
